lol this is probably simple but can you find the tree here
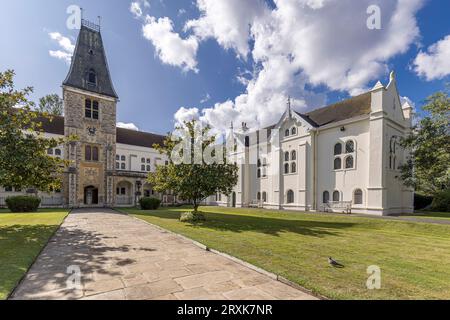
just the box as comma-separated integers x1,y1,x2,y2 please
400,88,450,196
148,120,238,213
0,70,68,193
37,94,64,116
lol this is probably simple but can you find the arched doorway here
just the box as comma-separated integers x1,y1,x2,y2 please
232,192,236,207
84,186,99,206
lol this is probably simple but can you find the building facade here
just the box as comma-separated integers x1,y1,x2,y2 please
0,20,414,215
208,73,414,216
0,21,169,208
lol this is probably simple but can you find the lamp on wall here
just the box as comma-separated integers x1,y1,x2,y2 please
340,126,346,132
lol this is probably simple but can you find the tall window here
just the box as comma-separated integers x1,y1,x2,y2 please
346,140,355,153
284,163,289,174
323,191,330,204
333,191,340,202
291,127,297,135
284,152,290,162
257,192,261,201
345,156,354,169
85,145,91,161
334,143,342,155
92,146,99,161
291,162,297,173
85,99,99,120
257,168,261,178
116,154,126,170
87,69,97,85
354,189,363,205
291,150,297,161
334,157,342,170
287,190,294,204
85,145,99,161
262,192,267,203
285,129,290,137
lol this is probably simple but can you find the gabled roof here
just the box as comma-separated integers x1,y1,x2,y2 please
36,115,165,148
298,92,372,127
63,22,118,99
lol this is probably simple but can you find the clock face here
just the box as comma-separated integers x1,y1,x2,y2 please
87,127,97,136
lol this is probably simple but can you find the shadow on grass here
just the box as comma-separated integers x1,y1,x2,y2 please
0,224,60,299
133,209,356,238
3,219,156,299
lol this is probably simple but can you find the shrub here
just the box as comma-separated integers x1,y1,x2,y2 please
414,193,434,210
139,197,161,210
180,211,206,222
431,190,450,212
5,196,41,213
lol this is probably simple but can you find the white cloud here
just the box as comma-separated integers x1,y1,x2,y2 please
130,2,143,18
168,0,425,131
49,50,72,64
185,0,268,58
48,32,74,63
413,34,450,81
142,16,199,73
117,122,140,131
200,93,211,104
174,107,200,124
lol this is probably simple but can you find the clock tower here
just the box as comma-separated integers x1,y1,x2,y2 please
62,19,119,208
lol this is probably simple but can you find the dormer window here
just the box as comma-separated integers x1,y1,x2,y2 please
291,127,297,135
87,69,97,86
285,129,290,137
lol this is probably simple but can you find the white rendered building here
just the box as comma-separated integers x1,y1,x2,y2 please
209,72,414,216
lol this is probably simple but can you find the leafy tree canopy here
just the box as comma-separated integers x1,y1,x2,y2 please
400,88,450,196
0,70,69,193
148,120,238,212
37,93,64,116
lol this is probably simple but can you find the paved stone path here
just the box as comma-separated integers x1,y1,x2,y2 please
11,209,315,300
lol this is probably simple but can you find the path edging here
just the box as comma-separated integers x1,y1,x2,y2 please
118,209,326,300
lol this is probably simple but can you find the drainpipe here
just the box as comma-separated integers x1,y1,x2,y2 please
313,129,318,211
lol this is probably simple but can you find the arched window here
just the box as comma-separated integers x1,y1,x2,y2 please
92,147,99,161
262,192,267,202
346,140,355,153
345,156,354,169
257,159,261,167
88,69,97,85
354,189,363,205
55,149,62,156
121,155,126,161
287,190,294,204
284,152,289,162
291,150,296,161
291,162,297,173
284,163,289,174
333,191,340,202
291,127,297,135
257,192,261,201
334,143,342,155
85,145,91,161
323,191,330,204
334,157,342,170
257,169,261,178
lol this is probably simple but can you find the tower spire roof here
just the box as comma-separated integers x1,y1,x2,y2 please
63,19,118,99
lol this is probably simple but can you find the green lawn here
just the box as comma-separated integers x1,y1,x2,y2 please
122,206,450,300
401,211,450,221
0,209,69,300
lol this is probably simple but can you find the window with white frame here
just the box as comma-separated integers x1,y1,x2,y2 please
141,158,152,172
333,140,356,170
116,154,127,170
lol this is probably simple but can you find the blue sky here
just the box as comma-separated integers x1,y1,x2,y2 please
0,0,449,135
